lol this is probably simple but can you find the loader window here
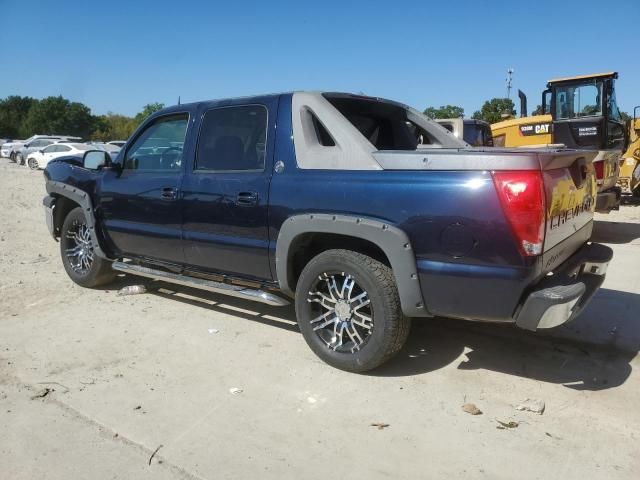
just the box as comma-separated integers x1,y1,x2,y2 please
607,85,622,121
555,82,602,119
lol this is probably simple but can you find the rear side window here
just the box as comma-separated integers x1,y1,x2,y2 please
196,105,267,171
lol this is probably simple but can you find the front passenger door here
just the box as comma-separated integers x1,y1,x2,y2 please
98,113,190,264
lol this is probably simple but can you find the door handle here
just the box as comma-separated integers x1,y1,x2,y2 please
161,187,178,200
236,191,258,206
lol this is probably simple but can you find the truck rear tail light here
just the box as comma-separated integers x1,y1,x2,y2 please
593,161,604,183
492,171,545,256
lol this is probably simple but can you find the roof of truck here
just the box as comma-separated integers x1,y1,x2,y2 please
157,92,413,115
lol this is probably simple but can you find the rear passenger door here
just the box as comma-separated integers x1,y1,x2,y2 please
181,98,277,280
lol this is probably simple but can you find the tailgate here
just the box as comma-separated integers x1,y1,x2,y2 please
541,150,598,272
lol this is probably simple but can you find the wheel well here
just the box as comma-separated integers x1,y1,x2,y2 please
53,195,80,237
287,233,391,291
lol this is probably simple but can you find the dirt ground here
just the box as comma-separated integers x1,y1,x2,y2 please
1,159,639,480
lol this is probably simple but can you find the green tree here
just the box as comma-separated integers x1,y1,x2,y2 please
532,104,545,116
423,105,464,119
23,96,96,138
472,98,516,124
0,96,39,138
620,111,631,123
134,102,165,125
92,113,137,141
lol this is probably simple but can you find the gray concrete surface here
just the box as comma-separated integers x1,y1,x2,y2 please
1,160,639,479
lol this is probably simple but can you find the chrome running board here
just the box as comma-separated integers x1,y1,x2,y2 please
112,262,290,307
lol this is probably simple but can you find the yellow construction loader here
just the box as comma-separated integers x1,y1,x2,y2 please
491,72,628,212
617,106,640,196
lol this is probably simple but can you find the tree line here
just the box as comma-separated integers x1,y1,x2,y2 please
2,94,631,141
424,98,517,124
0,95,165,141
424,98,631,124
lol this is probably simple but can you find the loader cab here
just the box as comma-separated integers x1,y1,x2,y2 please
545,72,627,152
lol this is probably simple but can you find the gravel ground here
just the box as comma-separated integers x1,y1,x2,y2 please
1,159,639,479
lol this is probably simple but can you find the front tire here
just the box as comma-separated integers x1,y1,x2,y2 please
295,249,410,372
60,207,116,288
16,153,24,165
27,157,38,170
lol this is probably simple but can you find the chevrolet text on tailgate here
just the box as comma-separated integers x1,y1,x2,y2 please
42,92,613,372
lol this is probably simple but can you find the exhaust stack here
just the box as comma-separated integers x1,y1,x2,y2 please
518,90,528,118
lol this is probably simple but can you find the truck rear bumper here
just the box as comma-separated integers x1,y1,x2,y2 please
595,186,621,213
515,242,612,331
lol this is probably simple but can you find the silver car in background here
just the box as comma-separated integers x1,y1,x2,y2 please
1,140,15,158
15,135,82,165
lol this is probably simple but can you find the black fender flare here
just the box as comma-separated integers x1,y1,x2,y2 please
45,180,108,259
275,213,430,317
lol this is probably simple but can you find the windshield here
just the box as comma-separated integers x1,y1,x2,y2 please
554,81,603,119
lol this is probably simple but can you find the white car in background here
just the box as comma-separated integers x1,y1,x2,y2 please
26,143,94,170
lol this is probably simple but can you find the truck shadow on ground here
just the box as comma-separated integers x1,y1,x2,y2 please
375,313,636,392
105,276,638,392
592,220,640,244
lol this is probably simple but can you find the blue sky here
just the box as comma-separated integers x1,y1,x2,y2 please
1,0,638,117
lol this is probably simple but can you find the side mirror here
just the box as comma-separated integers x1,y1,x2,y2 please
38,149,44,154
83,150,110,170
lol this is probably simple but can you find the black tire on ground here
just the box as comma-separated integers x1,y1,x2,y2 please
60,207,116,288
17,153,24,165
295,249,411,373
27,157,38,170
9,152,15,162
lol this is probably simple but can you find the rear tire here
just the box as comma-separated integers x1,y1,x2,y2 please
295,249,410,372
60,207,116,288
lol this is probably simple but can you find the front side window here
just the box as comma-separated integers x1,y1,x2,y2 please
555,82,603,119
196,105,267,171
43,145,58,153
58,145,71,152
124,114,188,172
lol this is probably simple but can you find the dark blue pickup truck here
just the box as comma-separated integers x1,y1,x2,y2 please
43,92,612,372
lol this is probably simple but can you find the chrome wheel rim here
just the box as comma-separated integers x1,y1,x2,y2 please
307,272,373,353
65,220,94,275
28,158,37,170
